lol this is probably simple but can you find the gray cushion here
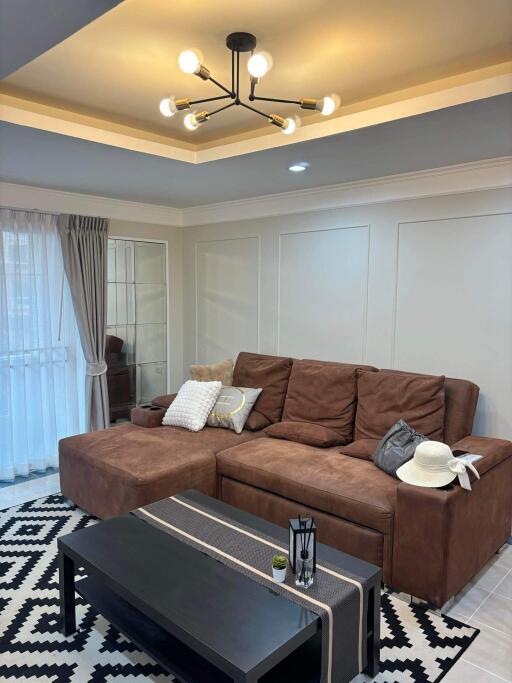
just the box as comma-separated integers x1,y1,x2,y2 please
207,386,262,434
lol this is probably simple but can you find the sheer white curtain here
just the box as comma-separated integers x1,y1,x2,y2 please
0,209,86,481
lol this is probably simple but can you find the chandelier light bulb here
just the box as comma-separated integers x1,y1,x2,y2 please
178,50,201,74
159,97,176,117
321,94,339,116
282,117,296,135
247,52,272,79
184,112,199,130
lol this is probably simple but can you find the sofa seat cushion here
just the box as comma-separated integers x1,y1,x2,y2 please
59,423,261,518
216,438,398,535
355,370,445,441
61,423,261,482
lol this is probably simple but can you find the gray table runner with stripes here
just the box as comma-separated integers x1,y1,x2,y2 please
134,494,363,683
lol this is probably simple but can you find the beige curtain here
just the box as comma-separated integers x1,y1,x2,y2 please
58,214,109,431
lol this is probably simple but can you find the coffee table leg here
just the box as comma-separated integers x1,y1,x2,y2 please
59,548,76,635
365,584,380,677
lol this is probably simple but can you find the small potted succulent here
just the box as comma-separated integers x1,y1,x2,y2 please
272,554,288,583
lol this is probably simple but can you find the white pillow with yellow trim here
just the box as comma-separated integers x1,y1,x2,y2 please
207,386,262,434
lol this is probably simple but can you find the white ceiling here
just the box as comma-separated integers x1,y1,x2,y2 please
1,94,510,207
0,0,122,79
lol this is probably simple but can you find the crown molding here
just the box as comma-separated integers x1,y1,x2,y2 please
1,157,510,229
181,157,512,226
1,64,510,164
0,181,183,227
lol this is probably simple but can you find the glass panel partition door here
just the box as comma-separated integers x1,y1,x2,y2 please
106,239,167,417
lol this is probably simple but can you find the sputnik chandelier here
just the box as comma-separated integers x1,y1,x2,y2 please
159,32,339,134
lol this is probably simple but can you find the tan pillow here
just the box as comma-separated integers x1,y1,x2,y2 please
355,371,445,441
190,358,233,385
283,360,358,442
264,421,348,448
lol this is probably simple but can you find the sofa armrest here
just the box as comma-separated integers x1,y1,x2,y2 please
151,393,177,410
392,438,512,606
131,406,166,427
451,435,512,476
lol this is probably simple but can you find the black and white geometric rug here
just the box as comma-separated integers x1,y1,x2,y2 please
0,494,478,682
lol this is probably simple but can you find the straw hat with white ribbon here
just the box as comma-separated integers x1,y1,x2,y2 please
396,441,480,488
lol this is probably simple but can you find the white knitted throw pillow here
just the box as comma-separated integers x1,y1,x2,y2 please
162,380,222,432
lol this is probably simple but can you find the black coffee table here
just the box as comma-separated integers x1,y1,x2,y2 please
58,491,380,683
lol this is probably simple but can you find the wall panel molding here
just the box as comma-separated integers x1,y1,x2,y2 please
391,210,512,368
194,236,261,363
392,212,512,438
277,225,370,361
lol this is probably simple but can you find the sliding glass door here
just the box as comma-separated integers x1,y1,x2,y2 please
0,209,85,481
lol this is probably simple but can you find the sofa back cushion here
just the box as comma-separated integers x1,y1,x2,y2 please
379,369,479,445
355,370,445,441
282,359,363,442
338,438,379,461
232,352,293,430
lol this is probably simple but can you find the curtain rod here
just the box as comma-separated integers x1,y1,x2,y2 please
0,205,60,217
1,206,104,219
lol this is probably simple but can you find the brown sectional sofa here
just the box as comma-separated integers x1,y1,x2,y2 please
59,351,512,607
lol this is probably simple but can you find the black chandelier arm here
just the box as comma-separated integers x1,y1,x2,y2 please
236,51,240,102
240,101,271,120
208,101,237,117
231,50,235,94
190,94,231,106
250,94,302,106
207,75,234,97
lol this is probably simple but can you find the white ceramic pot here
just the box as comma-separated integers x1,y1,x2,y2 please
272,567,287,583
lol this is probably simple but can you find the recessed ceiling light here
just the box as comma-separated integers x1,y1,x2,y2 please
289,162,309,173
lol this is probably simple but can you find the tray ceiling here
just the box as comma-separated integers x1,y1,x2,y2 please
0,0,512,164
1,0,511,157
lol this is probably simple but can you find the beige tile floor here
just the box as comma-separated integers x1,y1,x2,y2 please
1,476,511,682
0,472,61,509
443,543,512,682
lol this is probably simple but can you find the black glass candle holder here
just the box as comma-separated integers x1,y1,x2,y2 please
288,516,316,576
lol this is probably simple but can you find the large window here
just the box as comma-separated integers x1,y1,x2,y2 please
0,209,85,481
